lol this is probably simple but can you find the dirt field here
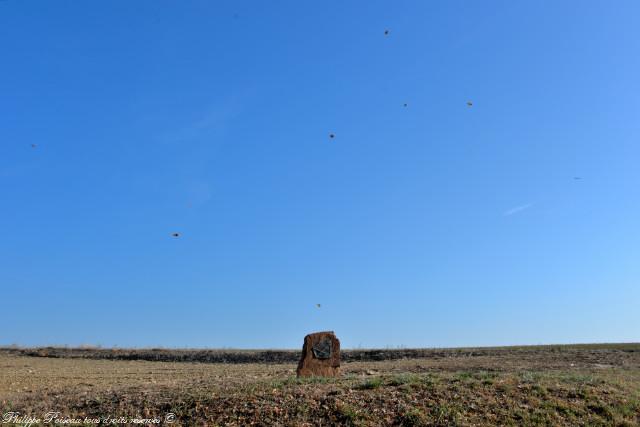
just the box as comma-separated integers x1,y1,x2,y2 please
1,344,639,426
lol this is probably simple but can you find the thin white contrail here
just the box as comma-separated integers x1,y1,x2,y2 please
503,203,534,216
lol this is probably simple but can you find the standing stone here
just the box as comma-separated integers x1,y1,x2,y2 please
296,331,341,377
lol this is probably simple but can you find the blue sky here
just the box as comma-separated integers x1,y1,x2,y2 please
1,1,639,348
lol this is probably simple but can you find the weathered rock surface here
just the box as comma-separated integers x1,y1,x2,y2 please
296,331,340,377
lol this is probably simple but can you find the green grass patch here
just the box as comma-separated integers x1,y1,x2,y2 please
357,377,383,390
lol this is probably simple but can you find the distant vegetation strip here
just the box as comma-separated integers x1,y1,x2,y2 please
1,343,638,364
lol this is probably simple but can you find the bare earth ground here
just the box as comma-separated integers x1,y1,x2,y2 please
1,344,639,426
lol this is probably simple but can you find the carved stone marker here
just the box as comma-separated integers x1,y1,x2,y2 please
296,331,341,377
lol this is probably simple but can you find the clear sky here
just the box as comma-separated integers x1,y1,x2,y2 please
1,1,639,349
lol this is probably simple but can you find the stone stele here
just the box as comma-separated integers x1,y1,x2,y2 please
296,331,341,378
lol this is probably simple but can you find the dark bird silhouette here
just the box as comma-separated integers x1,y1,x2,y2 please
31,144,37,148
466,101,473,107
329,133,335,139
403,103,408,107
316,304,321,308
384,29,390,36
171,233,180,238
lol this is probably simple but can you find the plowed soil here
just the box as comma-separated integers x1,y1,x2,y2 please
1,344,639,426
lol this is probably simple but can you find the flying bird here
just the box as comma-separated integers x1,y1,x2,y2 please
384,29,390,36
171,233,180,238
316,304,321,308
466,101,473,107
31,144,37,148
329,133,335,139
403,103,408,107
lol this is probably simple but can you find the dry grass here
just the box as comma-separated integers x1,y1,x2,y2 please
1,344,639,426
